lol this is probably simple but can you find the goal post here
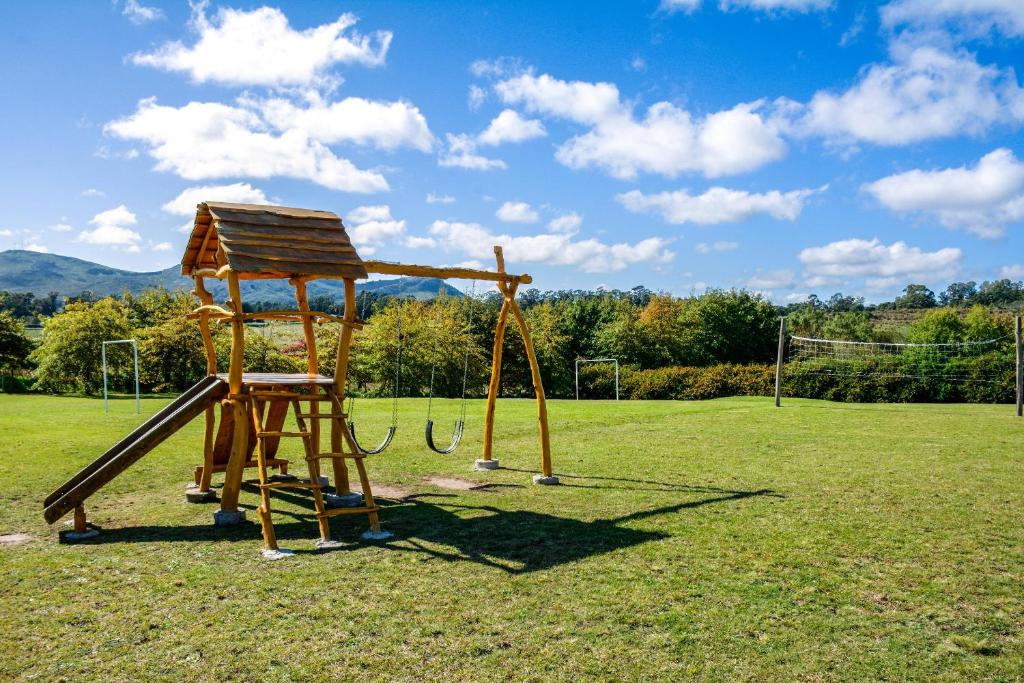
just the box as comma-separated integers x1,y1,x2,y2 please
102,339,140,415
575,357,619,401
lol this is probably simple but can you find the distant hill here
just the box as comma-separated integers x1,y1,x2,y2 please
0,250,461,302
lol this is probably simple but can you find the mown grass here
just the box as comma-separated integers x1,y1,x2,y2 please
1,394,1021,681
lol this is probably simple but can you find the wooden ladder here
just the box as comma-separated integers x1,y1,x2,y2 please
249,386,385,555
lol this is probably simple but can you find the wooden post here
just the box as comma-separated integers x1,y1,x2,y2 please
503,282,554,479
1016,315,1022,417
482,291,512,462
774,317,786,408
220,270,248,512
330,278,358,494
73,504,87,533
194,276,218,492
293,279,325,489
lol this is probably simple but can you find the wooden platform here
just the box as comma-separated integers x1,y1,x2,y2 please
216,373,336,386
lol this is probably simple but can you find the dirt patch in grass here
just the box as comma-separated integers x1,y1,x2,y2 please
0,533,32,546
424,476,489,491
355,484,412,500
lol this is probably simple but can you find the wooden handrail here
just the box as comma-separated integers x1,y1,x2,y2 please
359,260,532,284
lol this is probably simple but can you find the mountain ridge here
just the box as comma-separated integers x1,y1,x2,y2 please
0,250,462,301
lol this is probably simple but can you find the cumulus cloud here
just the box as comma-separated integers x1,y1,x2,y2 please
105,97,395,193
438,133,507,170
162,182,270,216
862,148,1024,238
477,109,546,146
122,0,163,25
429,220,674,273
881,0,1024,39
617,185,821,224
741,269,796,290
151,241,173,252
426,193,455,204
130,6,391,88
24,243,50,253
345,205,405,256
496,201,539,224
548,213,583,233
799,238,961,285
77,205,142,251
1000,264,1024,279
695,241,738,253
785,41,1024,146
494,73,786,179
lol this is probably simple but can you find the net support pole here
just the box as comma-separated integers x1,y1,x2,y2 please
774,317,786,408
1016,315,1022,417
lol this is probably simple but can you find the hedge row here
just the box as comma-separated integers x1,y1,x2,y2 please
576,357,1015,403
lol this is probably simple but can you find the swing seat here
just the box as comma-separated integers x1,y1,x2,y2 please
424,419,464,454
348,421,396,455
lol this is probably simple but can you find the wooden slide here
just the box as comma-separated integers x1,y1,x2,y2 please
43,375,229,525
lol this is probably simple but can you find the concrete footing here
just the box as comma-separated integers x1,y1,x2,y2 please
268,473,299,483
261,548,295,561
532,474,560,486
302,475,330,488
213,509,247,526
59,528,100,543
184,485,218,503
324,491,364,508
361,529,394,541
315,538,346,552
474,458,500,471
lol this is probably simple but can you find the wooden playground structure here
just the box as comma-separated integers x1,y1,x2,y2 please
43,202,556,555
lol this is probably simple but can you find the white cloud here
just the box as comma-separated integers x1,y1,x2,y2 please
495,73,786,179
881,0,1024,38
438,133,507,170
426,193,455,204
477,109,546,146
617,185,820,224
720,0,833,11
788,42,1024,146
695,241,738,253
106,97,391,193
258,94,433,151
1000,264,1024,279
77,205,142,250
548,213,583,233
152,241,173,252
799,238,961,282
405,235,438,249
24,243,50,253
496,201,539,224
345,205,405,256
131,6,390,88
659,0,702,13
49,223,74,233
122,0,163,25
162,182,270,216
428,220,674,274
468,84,487,111
741,269,796,290
0,229,12,237
862,148,1024,238
80,188,105,198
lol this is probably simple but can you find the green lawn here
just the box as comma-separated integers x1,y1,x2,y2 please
1,394,1022,681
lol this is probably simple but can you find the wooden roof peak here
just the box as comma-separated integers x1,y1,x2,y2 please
181,202,367,281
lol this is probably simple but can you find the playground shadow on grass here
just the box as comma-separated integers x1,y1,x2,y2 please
88,484,778,573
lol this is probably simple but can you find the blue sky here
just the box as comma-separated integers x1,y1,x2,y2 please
1,0,1022,302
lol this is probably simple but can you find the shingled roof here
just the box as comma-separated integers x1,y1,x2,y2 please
180,202,367,280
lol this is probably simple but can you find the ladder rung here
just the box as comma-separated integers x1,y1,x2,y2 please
256,431,309,438
295,413,346,419
318,505,380,518
249,392,323,400
312,452,365,460
260,481,319,490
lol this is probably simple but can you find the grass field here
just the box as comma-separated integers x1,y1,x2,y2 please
1,394,1022,681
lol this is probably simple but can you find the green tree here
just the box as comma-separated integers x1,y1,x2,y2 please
939,281,977,306
31,298,133,393
137,316,218,392
678,289,778,365
820,311,874,342
0,311,34,391
896,284,937,309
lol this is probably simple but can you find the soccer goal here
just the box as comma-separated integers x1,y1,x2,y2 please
102,339,140,415
773,316,1024,414
575,357,619,400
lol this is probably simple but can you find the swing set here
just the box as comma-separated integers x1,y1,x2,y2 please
43,202,556,555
